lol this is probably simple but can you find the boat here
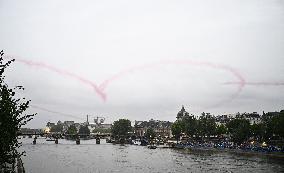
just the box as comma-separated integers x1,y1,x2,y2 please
133,139,141,145
148,145,157,149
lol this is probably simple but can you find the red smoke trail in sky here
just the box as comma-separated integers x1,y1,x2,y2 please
4,55,246,107
5,55,283,111
99,59,246,106
224,81,284,86
4,55,107,101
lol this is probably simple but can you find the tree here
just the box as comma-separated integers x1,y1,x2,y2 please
67,125,77,135
197,113,216,138
249,123,265,141
171,121,183,142
264,112,284,139
0,50,35,171
46,122,53,128
50,124,63,133
145,128,156,140
182,115,198,137
111,119,132,139
78,125,90,135
272,112,284,138
216,124,227,136
226,118,250,144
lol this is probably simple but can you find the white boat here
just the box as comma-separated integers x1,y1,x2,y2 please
133,139,141,145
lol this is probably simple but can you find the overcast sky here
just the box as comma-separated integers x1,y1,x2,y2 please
1,0,284,128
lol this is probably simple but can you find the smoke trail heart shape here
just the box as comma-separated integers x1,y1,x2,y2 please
4,54,284,109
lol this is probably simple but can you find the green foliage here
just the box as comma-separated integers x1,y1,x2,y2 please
182,115,198,137
216,124,227,136
265,112,284,139
273,112,284,138
250,123,265,140
111,119,132,139
171,120,183,141
227,118,250,144
197,113,216,137
0,50,35,171
50,124,63,133
78,125,90,135
67,125,77,135
145,128,156,140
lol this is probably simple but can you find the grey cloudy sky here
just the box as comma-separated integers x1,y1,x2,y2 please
0,0,284,128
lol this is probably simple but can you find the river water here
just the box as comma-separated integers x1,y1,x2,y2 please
19,138,284,173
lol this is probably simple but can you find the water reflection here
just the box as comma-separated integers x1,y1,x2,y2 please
20,138,284,173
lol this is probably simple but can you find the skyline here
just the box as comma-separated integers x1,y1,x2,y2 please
1,0,283,128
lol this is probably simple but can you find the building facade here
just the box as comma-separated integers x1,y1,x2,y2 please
134,119,173,138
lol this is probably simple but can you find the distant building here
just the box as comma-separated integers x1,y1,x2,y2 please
236,112,261,125
91,123,112,134
134,121,148,137
215,114,234,126
98,124,112,129
262,110,283,121
134,119,173,138
246,112,261,124
19,128,42,134
176,106,189,120
63,121,75,127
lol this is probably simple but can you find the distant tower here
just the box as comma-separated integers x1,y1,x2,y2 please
86,115,89,125
176,105,189,120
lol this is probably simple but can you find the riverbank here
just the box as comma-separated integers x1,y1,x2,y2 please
172,145,284,158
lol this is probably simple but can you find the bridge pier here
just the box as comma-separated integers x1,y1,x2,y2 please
76,137,80,145
96,138,100,144
33,138,36,145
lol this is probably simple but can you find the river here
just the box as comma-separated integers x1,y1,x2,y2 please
19,138,284,173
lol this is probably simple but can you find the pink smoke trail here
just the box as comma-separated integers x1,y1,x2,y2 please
4,55,107,101
99,59,246,106
6,53,284,114
224,81,284,86
4,55,248,109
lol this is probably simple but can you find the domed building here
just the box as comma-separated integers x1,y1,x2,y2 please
176,106,189,120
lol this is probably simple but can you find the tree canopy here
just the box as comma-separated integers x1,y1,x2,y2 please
216,124,227,136
171,120,183,141
197,113,216,137
50,124,63,133
226,118,250,144
145,128,156,140
0,50,35,171
111,119,132,139
67,125,77,135
78,125,90,135
182,115,198,137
